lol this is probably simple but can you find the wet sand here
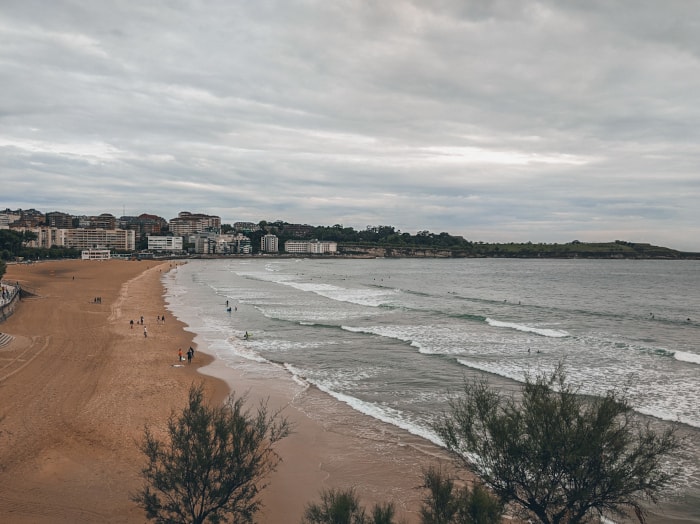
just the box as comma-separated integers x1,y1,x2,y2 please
0,259,454,523
3,259,687,524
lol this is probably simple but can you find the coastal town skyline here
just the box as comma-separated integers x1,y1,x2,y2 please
3,205,693,254
3,2,700,251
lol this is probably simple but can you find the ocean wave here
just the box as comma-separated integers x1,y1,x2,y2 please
673,350,700,365
340,325,441,354
457,359,700,430
485,318,569,338
298,375,444,447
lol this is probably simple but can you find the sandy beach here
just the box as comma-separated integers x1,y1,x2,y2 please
0,260,454,523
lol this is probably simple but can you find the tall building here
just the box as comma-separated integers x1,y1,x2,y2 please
119,214,168,236
45,211,74,229
90,213,117,230
169,212,221,236
261,234,278,253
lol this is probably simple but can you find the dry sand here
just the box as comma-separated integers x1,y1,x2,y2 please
0,259,454,523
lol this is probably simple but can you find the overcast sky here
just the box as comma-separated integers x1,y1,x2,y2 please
2,1,700,251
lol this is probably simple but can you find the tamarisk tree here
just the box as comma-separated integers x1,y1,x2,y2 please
434,366,679,524
133,383,290,524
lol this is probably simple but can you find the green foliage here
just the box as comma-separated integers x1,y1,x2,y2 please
434,365,680,524
0,229,79,260
0,259,5,279
301,488,397,524
419,467,502,524
133,383,290,524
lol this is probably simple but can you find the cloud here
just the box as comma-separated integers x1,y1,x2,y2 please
1,0,700,250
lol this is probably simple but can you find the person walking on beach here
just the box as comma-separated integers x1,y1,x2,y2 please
144,326,148,338
187,347,193,364
178,348,183,362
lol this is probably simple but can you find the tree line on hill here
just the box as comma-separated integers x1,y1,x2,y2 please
244,221,696,259
1,223,697,275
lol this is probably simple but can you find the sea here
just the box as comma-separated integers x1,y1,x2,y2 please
162,257,700,521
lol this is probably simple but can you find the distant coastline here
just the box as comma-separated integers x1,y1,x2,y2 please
188,240,700,260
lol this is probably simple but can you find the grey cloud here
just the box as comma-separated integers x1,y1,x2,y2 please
1,0,700,250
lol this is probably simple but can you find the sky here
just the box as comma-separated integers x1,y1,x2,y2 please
2,1,700,251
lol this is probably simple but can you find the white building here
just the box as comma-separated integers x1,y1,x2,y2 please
261,234,279,253
148,235,183,252
12,227,135,251
284,240,338,254
81,249,111,260
63,228,135,251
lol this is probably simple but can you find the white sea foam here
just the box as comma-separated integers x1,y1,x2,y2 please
284,363,311,389
341,325,442,354
673,350,700,365
486,318,569,338
308,378,444,447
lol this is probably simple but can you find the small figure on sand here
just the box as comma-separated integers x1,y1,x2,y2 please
144,326,148,338
130,319,134,329
187,347,193,364
178,348,183,361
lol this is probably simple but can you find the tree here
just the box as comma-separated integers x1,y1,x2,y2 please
420,467,502,524
434,366,679,524
0,259,5,279
302,488,397,524
133,383,290,524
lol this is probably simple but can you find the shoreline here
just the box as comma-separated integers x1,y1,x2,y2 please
0,258,457,523
1,259,694,523
0,259,229,522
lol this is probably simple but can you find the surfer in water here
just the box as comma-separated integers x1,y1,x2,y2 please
244,331,250,340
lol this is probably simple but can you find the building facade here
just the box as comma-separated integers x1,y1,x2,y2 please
63,228,136,251
261,234,279,253
284,240,338,254
147,235,183,253
45,211,74,229
81,249,111,260
169,212,221,236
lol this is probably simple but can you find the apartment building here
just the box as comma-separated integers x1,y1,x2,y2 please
147,235,183,253
169,212,221,236
261,234,279,253
120,214,168,236
63,228,136,251
45,211,74,229
284,240,338,254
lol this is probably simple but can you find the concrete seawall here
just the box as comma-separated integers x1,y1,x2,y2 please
0,283,21,324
